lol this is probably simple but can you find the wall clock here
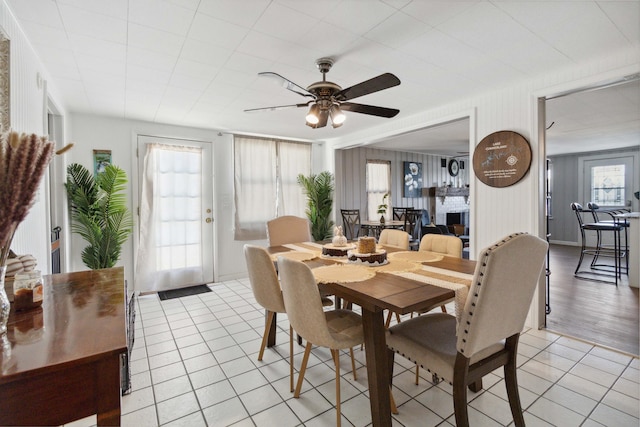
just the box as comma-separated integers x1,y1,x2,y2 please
448,159,459,177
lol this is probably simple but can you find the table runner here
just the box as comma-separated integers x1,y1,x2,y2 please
388,251,444,263
313,264,377,283
271,251,317,262
280,242,472,319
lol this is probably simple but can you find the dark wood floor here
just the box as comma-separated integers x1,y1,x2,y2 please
546,244,639,356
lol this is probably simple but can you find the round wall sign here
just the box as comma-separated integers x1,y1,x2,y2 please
472,131,532,188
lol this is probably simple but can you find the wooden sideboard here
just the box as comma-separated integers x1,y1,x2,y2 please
0,267,128,426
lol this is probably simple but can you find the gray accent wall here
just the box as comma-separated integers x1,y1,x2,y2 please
548,146,639,244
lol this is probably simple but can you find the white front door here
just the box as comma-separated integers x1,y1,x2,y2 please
135,135,214,292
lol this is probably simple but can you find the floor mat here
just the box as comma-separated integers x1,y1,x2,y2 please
158,284,212,301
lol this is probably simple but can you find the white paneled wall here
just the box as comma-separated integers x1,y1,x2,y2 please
0,2,67,273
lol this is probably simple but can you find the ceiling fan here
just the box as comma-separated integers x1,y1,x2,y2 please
245,58,401,129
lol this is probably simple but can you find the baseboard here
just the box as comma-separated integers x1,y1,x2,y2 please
549,240,579,246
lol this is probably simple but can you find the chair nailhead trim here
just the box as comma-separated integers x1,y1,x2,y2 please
458,232,525,354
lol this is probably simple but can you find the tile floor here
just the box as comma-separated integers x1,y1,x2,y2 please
66,278,639,427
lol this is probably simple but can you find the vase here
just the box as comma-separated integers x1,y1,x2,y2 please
0,265,9,335
380,215,385,224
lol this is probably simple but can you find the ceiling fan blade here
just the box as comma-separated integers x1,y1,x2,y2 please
258,72,315,98
244,102,310,113
340,102,399,118
334,73,400,101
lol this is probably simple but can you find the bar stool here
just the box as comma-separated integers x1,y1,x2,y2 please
571,202,623,286
587,202,629,274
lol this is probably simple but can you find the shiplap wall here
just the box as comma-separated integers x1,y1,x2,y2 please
1,2,67,273
336,146,469,221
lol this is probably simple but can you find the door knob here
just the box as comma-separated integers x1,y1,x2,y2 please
205,218,213,223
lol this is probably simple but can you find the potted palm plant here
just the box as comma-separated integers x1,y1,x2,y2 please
297,171,335,241
65,163,133,269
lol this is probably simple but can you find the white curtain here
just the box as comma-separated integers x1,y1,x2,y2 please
233,136,311,240
233,137,277,240
367,161,391,221
277,141,311,216
136,143,204,293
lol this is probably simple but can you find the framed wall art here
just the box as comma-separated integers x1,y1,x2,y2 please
403,161,422,198
93,149,112,177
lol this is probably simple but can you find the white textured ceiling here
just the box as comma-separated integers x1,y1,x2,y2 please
6,0,640,154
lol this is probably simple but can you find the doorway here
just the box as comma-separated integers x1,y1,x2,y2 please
135,135,215,293
543,78,640,355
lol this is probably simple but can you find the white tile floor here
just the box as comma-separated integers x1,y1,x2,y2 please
66,278,639,427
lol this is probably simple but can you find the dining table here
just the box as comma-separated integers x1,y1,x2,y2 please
266,241,476,426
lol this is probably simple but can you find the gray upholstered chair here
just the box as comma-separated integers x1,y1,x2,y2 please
277,256,364,427
419,233,463,257
243,244,295,392
378,229,410,250
266,215,312,246
386,233,548,427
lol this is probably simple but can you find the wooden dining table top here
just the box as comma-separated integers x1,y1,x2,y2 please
267,242,476,315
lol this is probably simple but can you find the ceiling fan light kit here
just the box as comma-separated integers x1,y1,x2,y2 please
246,57,401,129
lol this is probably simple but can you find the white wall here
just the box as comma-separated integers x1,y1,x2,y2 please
68,114,293,286
1,1,68,274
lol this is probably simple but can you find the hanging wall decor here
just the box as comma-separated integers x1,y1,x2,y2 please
403,161,422,197
93,149,112,177
472,131,532,188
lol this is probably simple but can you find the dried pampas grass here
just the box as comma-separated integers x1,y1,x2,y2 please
0,131,55,265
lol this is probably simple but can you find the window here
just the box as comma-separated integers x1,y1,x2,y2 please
233,136,311,240
366,160,391,221
591,164,625,206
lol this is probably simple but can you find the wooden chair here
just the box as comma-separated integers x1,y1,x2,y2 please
266,216,312,246
340,209,363,240
386,233,548,427
378,229,410,250
243,244,295,392
392,207,413,222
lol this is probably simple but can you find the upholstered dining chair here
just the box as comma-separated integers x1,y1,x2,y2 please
340,209,363,240
243,244,295,392
266,215,312,246
419,233,463,257
386,233,548,427
378,229,410,250
277,256,365,427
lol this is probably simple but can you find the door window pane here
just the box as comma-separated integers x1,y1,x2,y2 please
591,164,625,206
